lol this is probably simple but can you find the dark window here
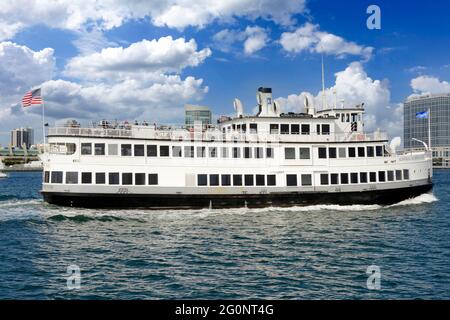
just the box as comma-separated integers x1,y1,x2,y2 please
96,172,105,184
320,174,329,185
301,174,312,186
210,174,219,186
396,170,402,180
329,147,337,159
330,173,339,185
51,171,63,183
291,124,300,134
148,174,158,185
81,143,92,155
301,124,310,135
244,147,252,158
184,146,194,158
66,172,78,184
172,146,182,157
233,174,242,186
255,147,263,159
198,174,207,186
197,146,206,157
81,172,92,184
285,148,295,159
367,146,374,157
244,175,254,186
281,124,289,134
44,171,50,183
318,147,327,159
209,147,217,158
286,174,297,186
299,148,310,159
378,171,386,182
122,173,133,185
233,147,240,158
376,146,383,157
121,144,132,156
160,145,169,157
360,172,368,183
134,145,144,156
270,124,279,134
387,171,394,181
267,175,276,186
221,174,231,186
340,173,349,184
256,175,265,186
322,124,330,135
316,124,321,134
266,147,274,158
403,169,410,180
358,147,365,157
135,173,145,185
250,123,258,133
147,145,157,157
350,173,358,184
348,147,356,158
109,173,119,185
94,143,105,155
369,172,377,182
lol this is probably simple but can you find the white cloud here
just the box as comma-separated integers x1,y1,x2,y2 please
279,23,373,59
243,26,269,55
64,36,212,80
213,26,269,55
0,0,306,40
410,75,450,94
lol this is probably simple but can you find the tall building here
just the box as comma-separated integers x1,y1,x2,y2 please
185,104,212,129
10,127,34,149
404,93,450,168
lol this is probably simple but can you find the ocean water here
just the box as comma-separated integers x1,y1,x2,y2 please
0,171,449,300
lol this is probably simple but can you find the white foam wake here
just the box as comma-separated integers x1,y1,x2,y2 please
388,192,438,207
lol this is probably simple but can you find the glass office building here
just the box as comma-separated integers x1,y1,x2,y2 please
185,104,212,129
404,93,450,168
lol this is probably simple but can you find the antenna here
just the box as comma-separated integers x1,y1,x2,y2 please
321,54,327,110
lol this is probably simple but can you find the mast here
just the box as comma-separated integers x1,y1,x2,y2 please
321,54,327,110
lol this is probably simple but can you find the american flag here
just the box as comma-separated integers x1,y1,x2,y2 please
22,88,43,107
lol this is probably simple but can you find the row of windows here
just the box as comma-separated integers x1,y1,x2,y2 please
197,174,277,187
317,169,410,186
44,171,158,185
283,145,384,160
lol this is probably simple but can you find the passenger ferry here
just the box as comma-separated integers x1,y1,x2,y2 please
41,87,433,209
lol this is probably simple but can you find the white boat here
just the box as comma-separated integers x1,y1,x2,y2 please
41,87,433,209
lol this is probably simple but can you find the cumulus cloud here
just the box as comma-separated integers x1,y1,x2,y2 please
213,26,269,55
410,75,450,94
279,23,373,60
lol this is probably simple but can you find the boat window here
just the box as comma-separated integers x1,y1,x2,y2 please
134,145,144,157
301,174,312,186
378,171,386,182
375,146,383,157
197,146,206,158
66,172,78,184
328,147,337,159
51,171,63,184
172,146,182,157
210,174,219,186
346,114,350,122
338,147,346,158
285,148,296,159
222,147,229,158
81,143,92,155
341,114,345,122
209,147,217,158
403,169,410,180
396,170,402,180
96,173,106,184
221,175,231,186
270,124,279,134
340,173,349,184
250,123,257,133
299,148,310,160
121,144,132,156
135,173,145,185
322,124,330,135
369,172,377,182
367,146,374,157
148,174,158,185
244,147,252,159
233,175,242,186
94,143,105,155
242,124,246,133
81,172,92,184
197,174,207,186
184,146,194,158
320,174,329,185
360,172,368,183
286,174,297,186
256,175,265,186
281,124,290,134
244,175,254,186
291,124,300,135
108,144,118,156
109,173,119,185
233,147,240,158
350,173,358,184
255,147,263,159
318,147,327,159
387,171,394,181
147,145,157,157
44,171,50,183
160,145,169,157
49,143,77,155
348,147,356,158
330,173,339,185
358,147,365,157
266,147,274,158
316,124,321,135
122,173,133,185
267,175,276,186
301,124,310,135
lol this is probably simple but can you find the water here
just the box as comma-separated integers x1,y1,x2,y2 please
0,171,449,299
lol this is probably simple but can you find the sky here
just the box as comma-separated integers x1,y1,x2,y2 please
1,0,450,146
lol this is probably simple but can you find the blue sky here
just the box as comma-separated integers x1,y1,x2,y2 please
1,0,450,146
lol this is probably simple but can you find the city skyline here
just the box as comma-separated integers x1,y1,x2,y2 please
0,0,450,145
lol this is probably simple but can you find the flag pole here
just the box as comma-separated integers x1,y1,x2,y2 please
428,108,431,151
42,93,46,149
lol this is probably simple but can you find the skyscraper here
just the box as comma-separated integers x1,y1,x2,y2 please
404,93,450,167
10,127,34,149
185,104,212,129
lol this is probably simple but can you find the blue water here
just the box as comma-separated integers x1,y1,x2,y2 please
0,171,449,299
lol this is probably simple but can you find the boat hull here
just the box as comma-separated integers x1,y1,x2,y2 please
42,183,433,209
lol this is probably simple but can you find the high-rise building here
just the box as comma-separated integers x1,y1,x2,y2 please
404,93,450,168
10,127,34,149
185,104,212,129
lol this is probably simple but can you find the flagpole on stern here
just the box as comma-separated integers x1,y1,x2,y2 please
428,108,431,151
42,95,46,148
